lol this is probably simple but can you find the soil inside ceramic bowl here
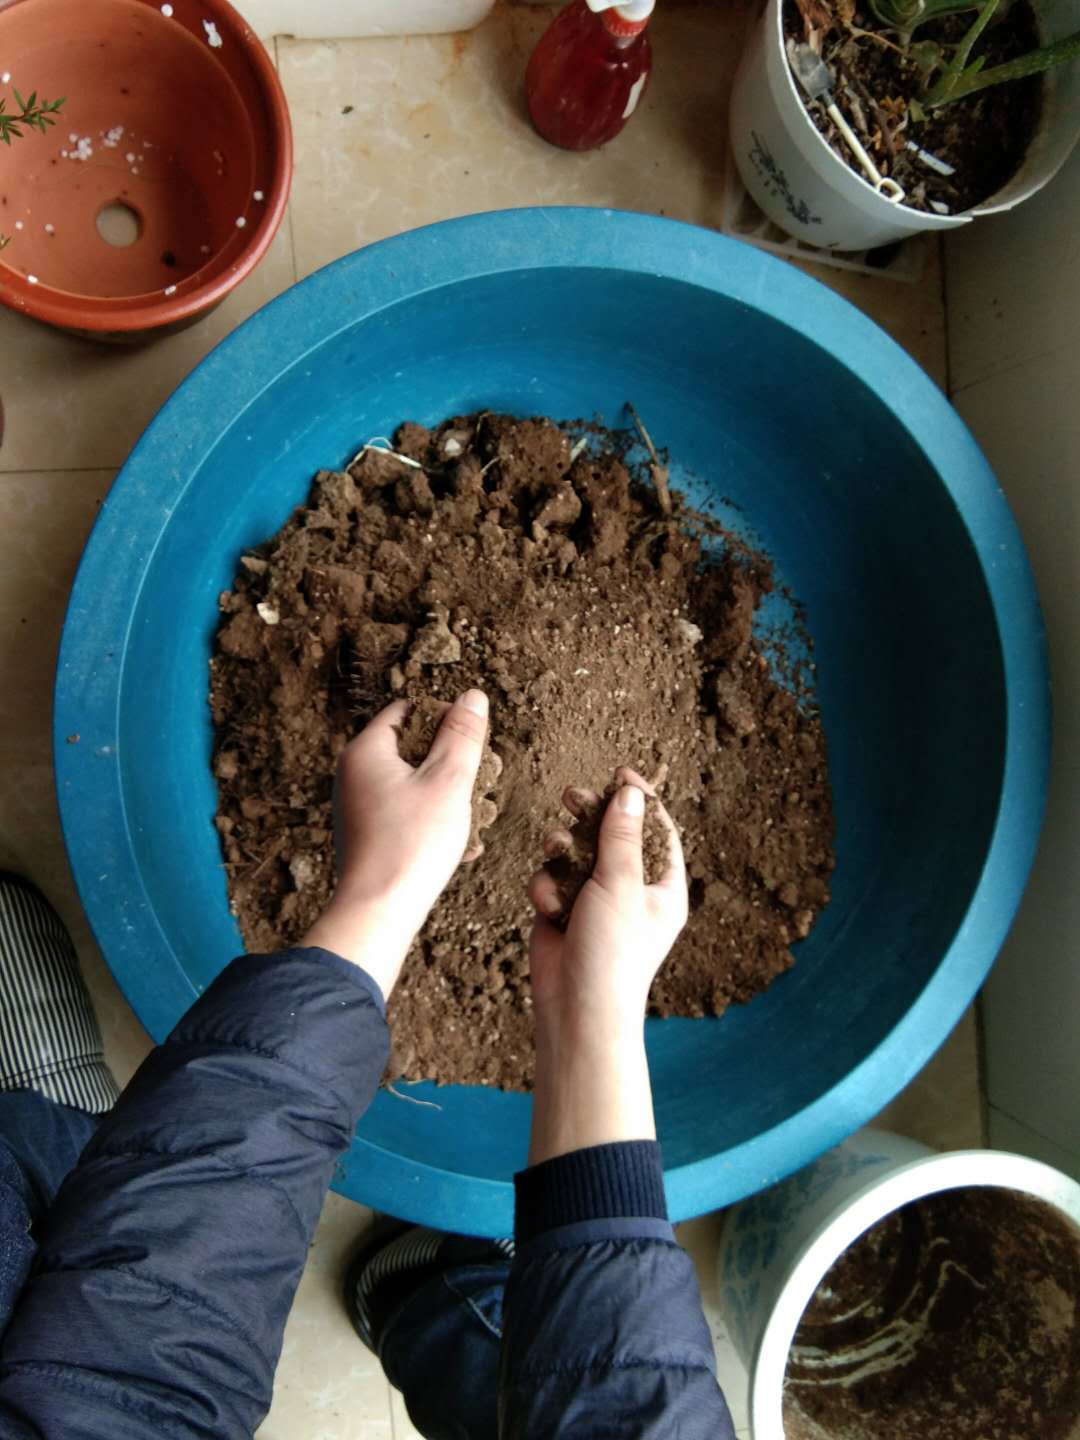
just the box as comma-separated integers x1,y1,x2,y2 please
784,1186,1080,1440
782,0,1043,214
208,413,835,1090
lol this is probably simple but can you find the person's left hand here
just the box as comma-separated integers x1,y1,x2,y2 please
302,690,488,994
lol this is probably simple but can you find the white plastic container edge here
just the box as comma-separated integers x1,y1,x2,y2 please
236,0,497,38
717,1129,1080,1440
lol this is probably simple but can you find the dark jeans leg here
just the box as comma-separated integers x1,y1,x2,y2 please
378,1250,510,1440
0,1090,96,1328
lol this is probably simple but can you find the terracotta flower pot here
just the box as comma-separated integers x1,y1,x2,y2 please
0,0,292,338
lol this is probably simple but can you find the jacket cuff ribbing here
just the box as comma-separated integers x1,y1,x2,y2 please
514,1140,667,1243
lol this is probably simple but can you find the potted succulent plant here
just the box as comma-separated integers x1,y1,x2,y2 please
0,0,291,339
729,0,1080,249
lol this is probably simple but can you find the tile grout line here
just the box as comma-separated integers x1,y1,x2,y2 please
974,991,990,1148
950,332,1078,402
0,468,118,477
989,1101,1080,1161
275,34,302,288
939,232,953,400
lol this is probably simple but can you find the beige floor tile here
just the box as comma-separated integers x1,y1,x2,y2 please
945,146,1080,395
0,470,112,766
278,6,744,279
872,1001,984,1150
0,469,152,1083
793,242,948,389
0,221,297,473
258,1193,394,1440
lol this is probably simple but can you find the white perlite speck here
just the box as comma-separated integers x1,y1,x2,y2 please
102,125,124,148
203,18,223,46
164,284,177,295
161,2,174,13
125,151,136,162
200,243,211,253
27,274,38,285
253,189,264,201
235,216,246,228
256,603,280,626
14,220,23,231
64,135,93,161
1,72,11,84
44,223,55,234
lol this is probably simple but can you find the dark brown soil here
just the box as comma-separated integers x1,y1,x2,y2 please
785,1187,1080,1440
209,413,835,1090
784,0,1043,214
546,777,672,927
397,696,503,854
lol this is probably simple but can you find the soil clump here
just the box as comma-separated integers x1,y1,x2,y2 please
396,696,503,854
209,413,835,1089
546,775,672,925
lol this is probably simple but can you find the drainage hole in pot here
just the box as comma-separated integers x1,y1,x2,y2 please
783,1186,1080,1439
96,202,142,247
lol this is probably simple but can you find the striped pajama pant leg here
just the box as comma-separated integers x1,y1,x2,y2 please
0,872,119,1114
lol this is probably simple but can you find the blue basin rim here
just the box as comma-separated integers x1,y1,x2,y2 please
53,208,1049,1225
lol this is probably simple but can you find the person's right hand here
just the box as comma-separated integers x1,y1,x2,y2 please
524,769,688,1163
527,769,688,1034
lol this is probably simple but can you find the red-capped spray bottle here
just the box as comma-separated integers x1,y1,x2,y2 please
525,0,655,152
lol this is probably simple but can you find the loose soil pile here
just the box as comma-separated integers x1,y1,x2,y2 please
784,0,1043,214
209,413,834,1089
397,696,503,855
547,777,673,926
784,1187,1080,1440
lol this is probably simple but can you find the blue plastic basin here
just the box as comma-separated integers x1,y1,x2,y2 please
54,209,1048,1236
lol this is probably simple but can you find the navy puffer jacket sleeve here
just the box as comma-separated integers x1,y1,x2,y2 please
0,947,388,1439
0,946,734,1440
502,1144,736,1439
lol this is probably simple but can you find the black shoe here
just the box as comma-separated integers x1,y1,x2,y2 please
344,1219,514,1353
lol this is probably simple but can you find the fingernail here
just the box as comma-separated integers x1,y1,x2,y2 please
541,890,563,917
460,689,488,717
618,784,645,816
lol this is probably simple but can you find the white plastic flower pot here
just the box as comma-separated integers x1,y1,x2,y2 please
717,1127,1080,1439
729,0,1080,250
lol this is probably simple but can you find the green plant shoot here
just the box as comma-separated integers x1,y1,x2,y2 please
0,86,66,251
868,0,978,42
926,23,1080,104
0,87,66,145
